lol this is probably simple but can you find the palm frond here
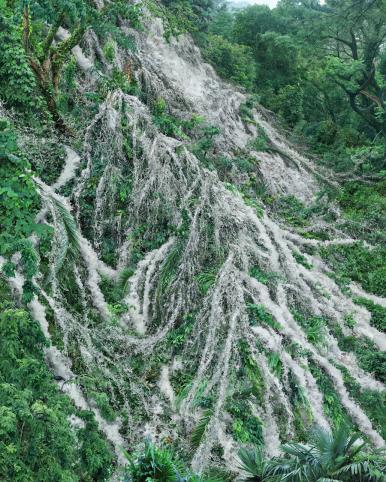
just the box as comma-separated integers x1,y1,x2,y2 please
48,196,80,276
53,197,79,261
238,447,264,476
156,240,182,301
118,267,134,293
282,442,318,463
191,410,212,448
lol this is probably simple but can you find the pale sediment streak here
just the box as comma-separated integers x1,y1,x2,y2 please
158,365,176,409
52,146,81,191
64,91,384,462
0,256,126,462
122,238,175,334
251,325,329,433
350,283,386,308
5,27,384,472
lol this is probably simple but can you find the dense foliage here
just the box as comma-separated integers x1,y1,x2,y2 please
123,439,226,481
0,282,114,481
123,427,386,482
200,1,386,161
0,0,385,480
198,1,386,245
0,120,43,301
239,426,386,481
195,0,386,298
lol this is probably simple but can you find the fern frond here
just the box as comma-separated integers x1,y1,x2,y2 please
195,267,218,295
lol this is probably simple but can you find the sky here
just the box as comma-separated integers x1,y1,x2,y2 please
248,0,278,5
232,0,278,7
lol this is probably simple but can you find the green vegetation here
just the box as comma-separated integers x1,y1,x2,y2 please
337,334,386,385
0,0,141,132
309,363,351,431
292,311,326,345
341,369,386,440
247,303,281,331
320,243,386,297
123,438,222,481
353,297,386,332
249,267,278,286
271,196,311,228
1,0,386,478
201,1,386,156
198,0,386,245
0,120,44,301
239,425,386,482
203,34,256,90
0,283,114,481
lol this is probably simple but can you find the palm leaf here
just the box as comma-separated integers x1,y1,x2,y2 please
48,196,80,276
53,197,79,261
191,410,212,448
238,447,270,481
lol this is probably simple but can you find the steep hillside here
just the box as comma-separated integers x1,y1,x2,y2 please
0,1,385,480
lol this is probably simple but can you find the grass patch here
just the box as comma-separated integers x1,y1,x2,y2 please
272,195,311,227
292,251,313,269
292,310,327,345
353,297,386,332
320,243,386,297
247,303,281,330
309,362,352,430
340,368,386,440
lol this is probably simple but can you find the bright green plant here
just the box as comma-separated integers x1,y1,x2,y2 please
196,267,218,294
265,426,386,482
0,120,47,301
0,9,41,111
247,303,281,331
239,426,386,482
292,311,326,345
191,410,213,448
203,34,256,90
320,243,386,297
0,292,114,481
292,251,313,270
123,439,217,481
353,297,386,332
238,447,268,482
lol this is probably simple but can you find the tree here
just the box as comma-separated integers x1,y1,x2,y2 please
203,34,257,90
0,119,42,302
253,31,300,92
233,5,287,46
264,426,386,482
322,0,386,146
0,6,40,111
21,1,89,133
278,0,386,147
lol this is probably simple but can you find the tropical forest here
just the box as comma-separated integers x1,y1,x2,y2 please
0,0,385,480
